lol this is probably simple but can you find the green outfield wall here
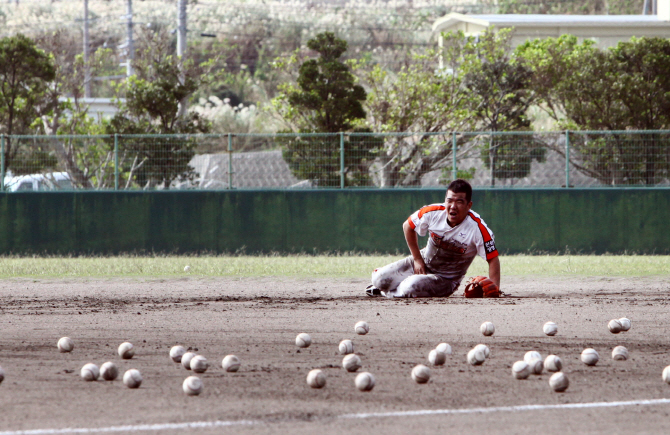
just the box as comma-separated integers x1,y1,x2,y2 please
0,189,668,254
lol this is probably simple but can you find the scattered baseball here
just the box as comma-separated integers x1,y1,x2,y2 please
80,363,99,381
355,372,376,391
170,345,187,363
222,355,241,372
608,319,623,334
528,358,544,375
581,348,599,366
183,376,203,396
612,346,629,361
524,351,542,363
544,355,563,372
480,321,495,336
190,355,208,373
436,343,452,355
411,364,431,384
100,362,119,381
467,348,486,366
181,352,196,370
428,349,447,366
0,365,4,384
512,361,531,379
662,366,670,384
338,339,354,355
549,372,569,392
123,369,142,389
295,333,312,348
184,265,191,272
543,321,558,336
355,321,370,335
342,354,362,372
306,369,327,389
57,337,74,353
619,317,632,331
474,344,490,358
118,342,135,359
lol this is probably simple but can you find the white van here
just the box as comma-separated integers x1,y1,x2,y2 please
3,172,73,192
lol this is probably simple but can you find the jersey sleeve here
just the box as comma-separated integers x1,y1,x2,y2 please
407,204,445,237
468,212,499,261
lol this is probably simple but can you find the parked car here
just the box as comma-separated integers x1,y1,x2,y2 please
3,172,73,192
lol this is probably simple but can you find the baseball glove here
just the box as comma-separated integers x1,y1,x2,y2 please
463,276,500,298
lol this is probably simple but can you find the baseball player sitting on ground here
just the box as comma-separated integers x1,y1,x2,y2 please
366,179,501,298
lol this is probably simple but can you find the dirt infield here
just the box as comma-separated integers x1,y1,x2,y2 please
1,276,670,434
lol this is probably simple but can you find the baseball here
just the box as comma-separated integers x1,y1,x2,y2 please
527,358,544,375
57,337,74,353
608,319,623,334
428,349,447,366
222,355,241,372
619,317,632,331
343,354,362,372
467,348,486,365
512,361,531,379
183,376,203,396
170,345,187,363
181,352,196,370
663,366,670,383
355,372,376,391
524,350,542,363
474,344,490,358
184,265,191,272
0,365,4,384
612,346,629,361
190,355,208,373
480,321,495,336
306,369,327,389
436,343,452,355
295,333,312,348
100,362,119,381
581,348,599,366
543,321,558,336
549,372,569,392
355,321,370,335
411,364,431,384
123,369,142,389
80,363,99,381
544,355,563,372
118,342,135,359
338,339,354,355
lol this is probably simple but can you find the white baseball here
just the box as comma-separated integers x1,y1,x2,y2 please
480,321,495,336
608,319,623,334
524,351,542,363
581,348,599,366
57,337,74,353
170,345,187,363
663,366,670,383
343,354,362,372
338,339,354,355
100,362,118,381
118,342,135,359
544,355,563,372
612,346,629,361
80,363,99,381
355,321,370,335
183,376,203,396
306,369,326,389
549,372,569,392
190,355,208,373
0,365,4,384
181,352,196,370
411,364,431,384
295,333,312,348
184,265,191,272
222,355,241,372
123,369,142,388
355,372,375,391
619,317,631,331
467,348,486,365
474,344,490,358
512,361,531,379
436,343,452,355
428,349,447,366
543,321,558,336
527,358,544,375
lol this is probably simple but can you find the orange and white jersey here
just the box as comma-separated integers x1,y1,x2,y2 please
407,204,498,283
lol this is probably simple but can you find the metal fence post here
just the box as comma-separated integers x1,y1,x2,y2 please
0,135,5,191
452,132,458,181
565,130,570,188
228,133,233,189
340,132,345,189
114,134,119,190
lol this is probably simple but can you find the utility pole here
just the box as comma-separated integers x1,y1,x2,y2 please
125,0,134,77
83,0,91,98
177,0,187,118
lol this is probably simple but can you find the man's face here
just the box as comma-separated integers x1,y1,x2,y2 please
445,190,472,227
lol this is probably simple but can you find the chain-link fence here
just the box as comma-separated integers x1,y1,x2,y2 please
2,131,670,191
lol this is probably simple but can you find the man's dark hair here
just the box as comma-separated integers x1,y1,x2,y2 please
447,179,472,203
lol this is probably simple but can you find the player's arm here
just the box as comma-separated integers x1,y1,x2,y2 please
487,256,500,289
402,219,426,275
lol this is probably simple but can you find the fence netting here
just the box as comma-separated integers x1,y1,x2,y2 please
2,131,669,191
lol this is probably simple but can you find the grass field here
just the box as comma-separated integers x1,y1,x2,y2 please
0,254,668,278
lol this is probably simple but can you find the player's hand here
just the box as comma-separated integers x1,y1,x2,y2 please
413,258,427,275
